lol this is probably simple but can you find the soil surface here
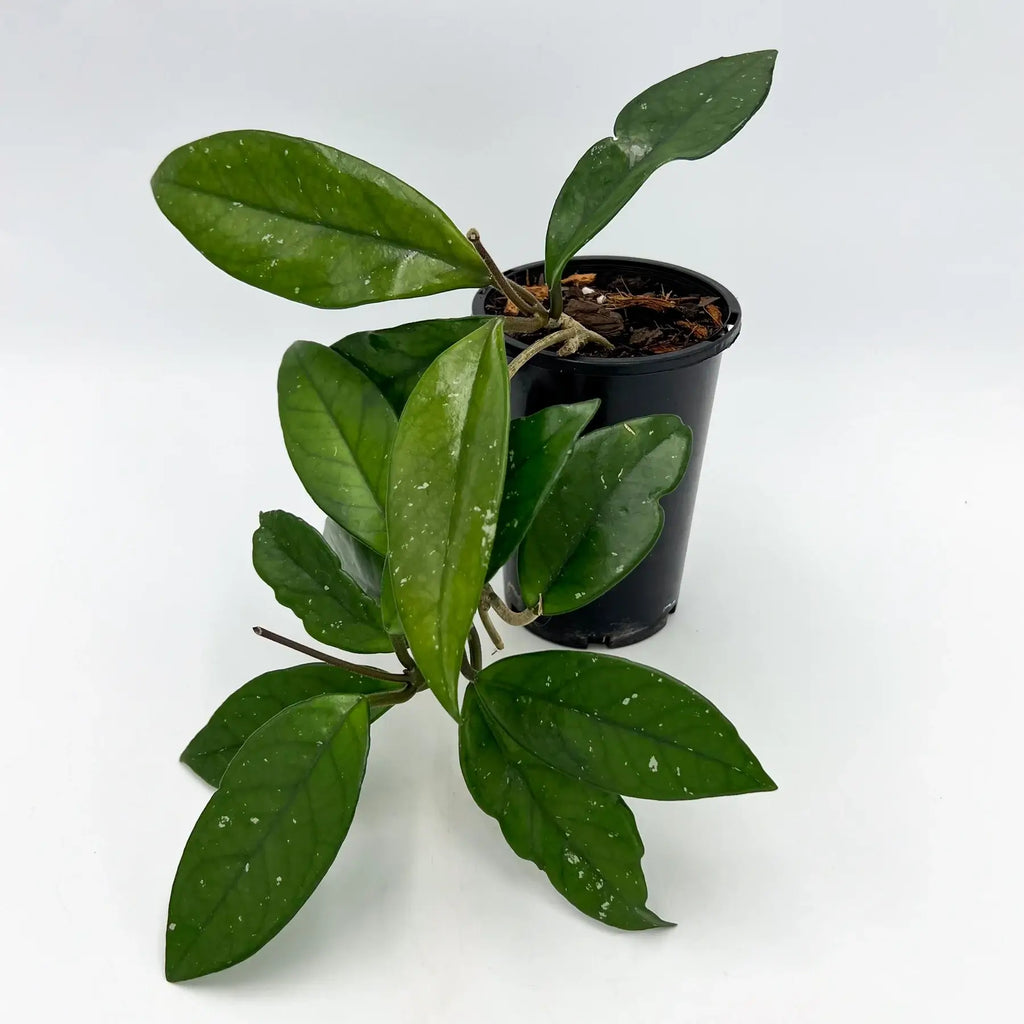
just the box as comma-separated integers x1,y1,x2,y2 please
484,269,728,358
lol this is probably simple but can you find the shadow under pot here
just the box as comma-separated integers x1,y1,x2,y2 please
472,255,741,649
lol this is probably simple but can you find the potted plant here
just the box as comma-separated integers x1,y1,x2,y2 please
153,49,778,982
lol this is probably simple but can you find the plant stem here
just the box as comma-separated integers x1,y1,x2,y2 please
477,601,505,651
507,313,615,379
368,681,419,708
549,273,564,320
507,327,576,379
467,229,548,318
468,625,482,672
391,634,417,671
502,314,549,335
483,585,541,626
252,626,408,684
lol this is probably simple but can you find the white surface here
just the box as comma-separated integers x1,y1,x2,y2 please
2,1,1022,1020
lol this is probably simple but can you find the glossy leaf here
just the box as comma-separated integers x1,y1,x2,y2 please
253,511,390,653
181,664,400,787
475,651,776,801
166,695,370,981
545,51,777,287
518,415,691,614
152,130,488,308
322,517,384,600
387,320,509,718
278,341,397,554
487,400,600,579
333,317,491,413
460,686,670,929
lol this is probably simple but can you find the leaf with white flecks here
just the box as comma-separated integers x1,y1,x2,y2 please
460,685,671,929
475,650,776,800
166,695,370,981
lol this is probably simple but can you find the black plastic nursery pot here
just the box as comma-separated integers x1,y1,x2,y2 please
472,255,741,649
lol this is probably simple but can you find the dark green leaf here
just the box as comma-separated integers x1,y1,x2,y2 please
518,415,691,614
322,517,384,600
488,400,600,579
475,651,776,801
181,663,400,787
460,686,670,930
278,341,397,554
333,317,491,413
387,320,509,718
253,511,390,653
166,695,370,981
152,130,488,308
545,51,777,286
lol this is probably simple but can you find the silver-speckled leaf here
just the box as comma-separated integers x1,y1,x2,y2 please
460,685,671,929
153,130,488,307
546,51,777,288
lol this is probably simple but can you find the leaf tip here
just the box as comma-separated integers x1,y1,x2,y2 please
745,761,778,793
648,911,677,930
440,694,462,725
164,945,190,984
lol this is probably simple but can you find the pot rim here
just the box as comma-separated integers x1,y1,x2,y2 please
471,255,742,376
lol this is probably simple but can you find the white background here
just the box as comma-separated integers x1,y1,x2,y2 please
2,1,1022,1020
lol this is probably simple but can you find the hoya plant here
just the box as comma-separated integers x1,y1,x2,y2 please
155,51,778,982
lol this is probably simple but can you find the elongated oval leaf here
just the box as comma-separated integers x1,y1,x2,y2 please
487,400,600,579
545,51,777,287
518,415,691,614
460,686,670,929
166,695,370,981
180,664,401,787
387,320,509,718
322,517,385,599
279,341,397,553
253,511,390,653
152,130,488,307
475,651,776,801
333,317,491,413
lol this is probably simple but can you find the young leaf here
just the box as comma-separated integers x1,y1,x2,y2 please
278,341,397,554
517,415,691,614
332,317,491,413
475,651,776,801
487,400,600,579
322,517,385,600
181,664,400,787
387,320,509,719
460,686,670,930
152,130,489,308
166,695,370,982
545,51,777,288
253,511,390,653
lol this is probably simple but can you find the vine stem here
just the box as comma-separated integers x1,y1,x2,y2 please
477,600,505,650
368,677,421,707
483,585,541,626
507,327,577,379
468,626,483,673
507,316,614,380
467,229,548,318
252,626,408,684
502,313,549,335
391,634,417,671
